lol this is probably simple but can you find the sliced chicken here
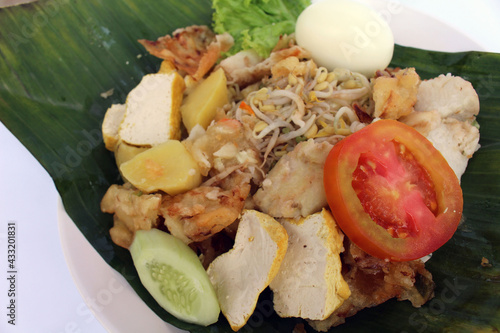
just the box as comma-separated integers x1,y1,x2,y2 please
253,139,333,218
414,73,480,122
401,73,481,180
426,117,480,180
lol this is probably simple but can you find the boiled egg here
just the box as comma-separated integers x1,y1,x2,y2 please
295,0,394,77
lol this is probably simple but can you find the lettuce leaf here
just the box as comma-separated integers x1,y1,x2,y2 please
212,0,310,58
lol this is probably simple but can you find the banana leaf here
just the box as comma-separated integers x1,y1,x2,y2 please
0,0,498,332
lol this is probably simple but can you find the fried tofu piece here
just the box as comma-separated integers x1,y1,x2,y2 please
270,209,350,320
372,67,420,119
100,184,162,249
119,72,185,146
102,103,126,151
159,175,251,244
271,56,317,79
207,210,288,331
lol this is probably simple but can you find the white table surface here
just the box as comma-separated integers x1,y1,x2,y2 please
1,1,500,332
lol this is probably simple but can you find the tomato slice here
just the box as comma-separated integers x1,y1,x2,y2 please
323,119,463,261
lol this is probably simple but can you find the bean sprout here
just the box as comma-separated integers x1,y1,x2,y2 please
226,61,373,169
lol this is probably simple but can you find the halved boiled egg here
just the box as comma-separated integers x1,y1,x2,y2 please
295,0,394,77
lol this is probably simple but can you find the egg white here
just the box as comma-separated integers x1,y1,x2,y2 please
296,0,394,77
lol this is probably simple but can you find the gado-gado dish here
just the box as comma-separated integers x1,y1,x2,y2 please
99,0,481,331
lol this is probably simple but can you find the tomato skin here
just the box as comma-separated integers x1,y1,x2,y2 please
324,119,463,261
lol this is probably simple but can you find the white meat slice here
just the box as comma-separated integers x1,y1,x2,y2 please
414,73,480,122
253,139,332,218
270,209,350,321
426,117,480,181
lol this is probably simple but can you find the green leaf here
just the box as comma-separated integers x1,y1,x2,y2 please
0,1,498,332
212,0,310,57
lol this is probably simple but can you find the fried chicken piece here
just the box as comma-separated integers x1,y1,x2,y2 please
100,183,162,248
183,119,261,179
372,67,420,119
139,25,234,80
308,240,434,331
159,119,262,244
160,172,252,244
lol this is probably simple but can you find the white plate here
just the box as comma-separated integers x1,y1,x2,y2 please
58,2,485,333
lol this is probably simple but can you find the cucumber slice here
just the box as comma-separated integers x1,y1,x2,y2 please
130,229,220,326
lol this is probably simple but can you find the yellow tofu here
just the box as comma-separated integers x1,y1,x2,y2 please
119,72,185,146
102,103,126,151
270,209,350,320
207,210,288,331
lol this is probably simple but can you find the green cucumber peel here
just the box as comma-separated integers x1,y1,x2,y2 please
130,229,220,326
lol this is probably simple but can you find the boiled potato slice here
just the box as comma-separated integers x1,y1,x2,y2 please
181,68,229,133
114,140,149,168
120,140,202,195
